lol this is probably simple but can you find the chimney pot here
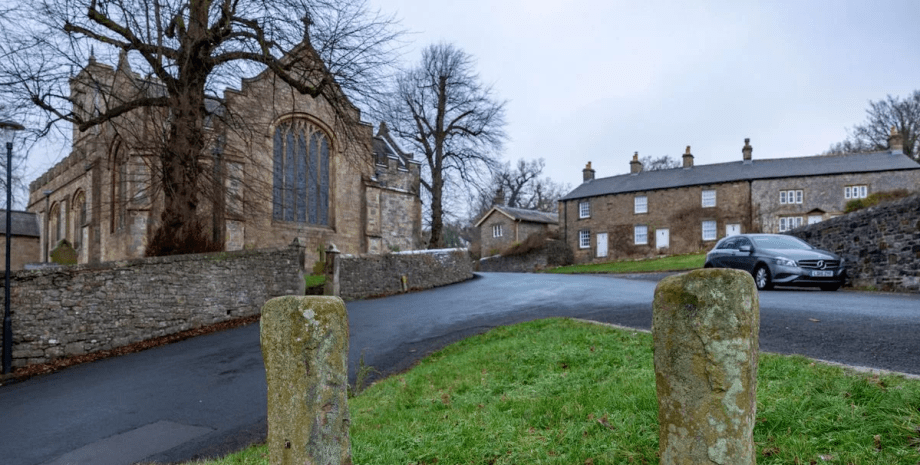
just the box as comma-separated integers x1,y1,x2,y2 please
742,138,753,162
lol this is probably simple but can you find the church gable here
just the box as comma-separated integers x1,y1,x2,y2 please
27,53,421,266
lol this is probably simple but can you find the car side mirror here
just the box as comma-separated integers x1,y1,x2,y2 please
739,245,752,253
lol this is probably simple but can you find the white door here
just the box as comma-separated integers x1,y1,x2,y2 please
808,215,822,225
656,228,669,249
596,233,608,258
726,224,741,236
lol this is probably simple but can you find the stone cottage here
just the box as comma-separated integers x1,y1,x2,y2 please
0,211,40,270
475,204,558,256
560,133,920,263
27,49,422,266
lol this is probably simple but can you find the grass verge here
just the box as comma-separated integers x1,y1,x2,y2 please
549,252,706,274
190,318,920,464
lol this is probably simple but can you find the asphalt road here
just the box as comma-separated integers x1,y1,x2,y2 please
1,272,918,464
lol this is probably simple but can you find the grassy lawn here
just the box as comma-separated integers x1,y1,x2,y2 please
188,318,920,465
548,252,706,274
304,274,325,288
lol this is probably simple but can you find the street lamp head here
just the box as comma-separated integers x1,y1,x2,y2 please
0,120,25,146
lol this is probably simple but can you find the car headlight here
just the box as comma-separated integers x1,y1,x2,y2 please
774,257,796,267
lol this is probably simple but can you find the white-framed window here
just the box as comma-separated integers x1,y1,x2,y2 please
634,225,648,245
844,185,868,199
778,216,803,232
492,224,503,238
579,229,590,249
702,220,717,241
634,196,648,214
579,201,590,218
701,190,716,208
779,189,803,204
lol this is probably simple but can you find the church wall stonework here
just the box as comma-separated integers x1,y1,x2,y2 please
27,53,422,267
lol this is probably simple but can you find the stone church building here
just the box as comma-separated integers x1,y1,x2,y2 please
27,50,422,266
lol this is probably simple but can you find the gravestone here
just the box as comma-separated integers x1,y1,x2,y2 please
652,268,760,465
261,295,351,465
50,239,78,265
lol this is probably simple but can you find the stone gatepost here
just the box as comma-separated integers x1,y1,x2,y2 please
261,296,351,465
652,268,760,465
324,243,341,297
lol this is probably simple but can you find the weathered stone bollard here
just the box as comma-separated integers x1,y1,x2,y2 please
261,296,351,465
652,268,760,465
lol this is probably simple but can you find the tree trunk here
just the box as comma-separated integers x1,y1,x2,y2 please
428,171,445,249
146,37,217,255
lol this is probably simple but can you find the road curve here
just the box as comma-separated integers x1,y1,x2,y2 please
1,272,917,464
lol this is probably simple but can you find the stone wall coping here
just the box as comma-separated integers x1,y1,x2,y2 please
392,247,467,255
13,244,305,279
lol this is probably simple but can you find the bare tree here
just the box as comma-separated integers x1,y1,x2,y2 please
0,0,401,255
825,90,920,162
471,158,568,220
639,154,680,171
378,43,506,249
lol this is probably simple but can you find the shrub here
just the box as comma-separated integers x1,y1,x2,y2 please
844,189,910,213
501,232,548,257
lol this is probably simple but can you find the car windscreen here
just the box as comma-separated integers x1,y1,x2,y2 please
751,236,812,250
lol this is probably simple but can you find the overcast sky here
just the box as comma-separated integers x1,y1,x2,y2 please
21,0,920,203
369,0,920,188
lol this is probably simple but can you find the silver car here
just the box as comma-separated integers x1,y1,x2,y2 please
704,234,846,291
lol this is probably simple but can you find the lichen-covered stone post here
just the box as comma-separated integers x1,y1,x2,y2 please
652,268,760,465
261,296,351,465
324,243,340,297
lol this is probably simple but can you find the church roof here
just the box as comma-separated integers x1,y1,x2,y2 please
373,122,420,169
561,150,920,201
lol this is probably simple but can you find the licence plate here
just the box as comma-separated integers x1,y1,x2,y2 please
811,270,833,277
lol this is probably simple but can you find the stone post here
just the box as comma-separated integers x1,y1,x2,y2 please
324,243,340,297
652,268,759,465
261,296,351,465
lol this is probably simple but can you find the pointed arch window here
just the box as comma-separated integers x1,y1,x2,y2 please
272,119,330,225
73,191,86,250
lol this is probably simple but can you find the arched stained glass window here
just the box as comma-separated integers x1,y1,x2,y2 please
272,119,330,225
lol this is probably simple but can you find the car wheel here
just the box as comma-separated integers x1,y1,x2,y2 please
753,266,773,290
703,262,713,268
820,283,841,291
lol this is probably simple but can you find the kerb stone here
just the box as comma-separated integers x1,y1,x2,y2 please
652,268,760,465
261,296,351,465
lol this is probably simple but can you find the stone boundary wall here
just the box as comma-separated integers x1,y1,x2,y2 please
1,244,305,368
335,248,472,300
788,193,920,293
478,240,573,272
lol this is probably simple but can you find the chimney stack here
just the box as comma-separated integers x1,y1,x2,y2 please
493,188,505,206
630,152,643,174
889,126,904,154
742,138,753,163
682,145,694,168
583,161,595,182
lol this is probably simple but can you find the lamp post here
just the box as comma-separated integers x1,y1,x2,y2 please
1,120,24,375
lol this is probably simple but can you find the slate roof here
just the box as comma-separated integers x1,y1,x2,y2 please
373,122,420,170
475,205,558,227
0,211,40,237
561,151,920,201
